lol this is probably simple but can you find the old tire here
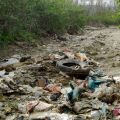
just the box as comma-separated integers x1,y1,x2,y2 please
56,59,90,78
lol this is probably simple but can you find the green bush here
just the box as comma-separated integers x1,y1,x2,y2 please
0,0,85,45
86,11,120,26
0,0,30,45
0,0,119,45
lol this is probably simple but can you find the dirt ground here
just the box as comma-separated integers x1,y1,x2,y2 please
0,26,120,120
0,26,120,76
29,26,120,76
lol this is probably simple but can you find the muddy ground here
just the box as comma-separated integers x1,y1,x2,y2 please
1,26,120,76
0,26,120,120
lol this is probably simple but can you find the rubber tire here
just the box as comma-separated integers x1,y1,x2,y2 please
56,59,90,78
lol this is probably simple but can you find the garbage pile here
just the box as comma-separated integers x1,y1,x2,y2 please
0,50,120,120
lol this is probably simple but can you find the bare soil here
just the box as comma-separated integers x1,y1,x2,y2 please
0,26,120,76
0,26,120,120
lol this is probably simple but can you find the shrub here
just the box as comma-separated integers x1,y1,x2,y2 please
0,0,85,45
0,0,119,45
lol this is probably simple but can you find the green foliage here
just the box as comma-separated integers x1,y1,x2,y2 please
116,0,120,25
0,0,85,45
86,12,120,26
0,0,119,45
27,0,85,34
0,0,30,45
